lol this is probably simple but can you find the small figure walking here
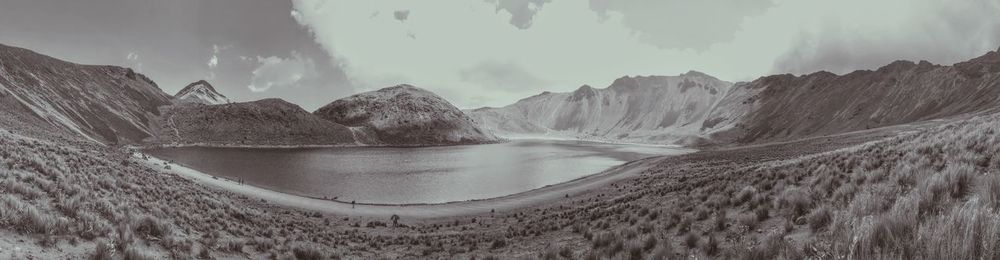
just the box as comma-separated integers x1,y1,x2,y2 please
351,200,356,209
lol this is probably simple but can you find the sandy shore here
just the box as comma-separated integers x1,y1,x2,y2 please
137,152,662,219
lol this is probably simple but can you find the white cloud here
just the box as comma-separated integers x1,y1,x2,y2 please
124,51,143,72
291,0,1000,108
208,55,219,68
247,51,318,92
208,44,231,69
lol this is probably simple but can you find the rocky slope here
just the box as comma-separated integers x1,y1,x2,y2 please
0,43,172,144
468,71,731,144
173,80,230,105
314,85,498,146
702,47,1000,144
148,98,356,146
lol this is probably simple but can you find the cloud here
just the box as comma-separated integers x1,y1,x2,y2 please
290,0,1000,108
459,60,549,92
207,44,231,69
393,10,409,21
485,0,552,29
588,0,772,51
124,52,143,72
772,0,1000,75
247,51,317,92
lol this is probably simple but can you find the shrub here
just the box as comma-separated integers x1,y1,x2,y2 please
683,232,698,249
741,236,787,260
919,198,1000,260
91,240,114,260
122,246,155,260
223,239,244,253
132,215,170,238
703,236,719,256
977,174,1000,209
737,213,759,231
775,186,813,218
807,206,833,232
642,236,657,252
713,213,727,231
490,238,507,249
735,186,757,205
292,245,325,260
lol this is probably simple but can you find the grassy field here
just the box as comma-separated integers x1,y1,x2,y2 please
0,111,997,259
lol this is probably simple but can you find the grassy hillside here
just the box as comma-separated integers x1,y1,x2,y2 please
3,103,999,258
147,99,356,146
315,85,498,146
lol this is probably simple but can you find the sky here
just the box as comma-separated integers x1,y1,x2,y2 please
2,0,999,110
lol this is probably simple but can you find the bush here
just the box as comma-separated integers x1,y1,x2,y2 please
292,245,325,260
775,186,813,218
918,198,1000,260
741,236,787,260
735,186,757,205
491,238,507,249
122,246,155,260
807,206,833,232
132,215,170,238
977,174,1000,209
91,240,114,260
683,232,698,248
703,236,719,256
738,213,759,230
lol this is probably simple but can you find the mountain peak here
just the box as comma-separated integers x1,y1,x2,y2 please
681,70,709,77
174,80,230,105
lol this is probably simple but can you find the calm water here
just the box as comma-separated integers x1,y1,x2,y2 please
145,140,689,204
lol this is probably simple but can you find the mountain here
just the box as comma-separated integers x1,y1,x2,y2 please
148,98,356,146
0,43,172,144
701,47,1000,144
314,85,498,146
174,80,230,105
467,71,732,144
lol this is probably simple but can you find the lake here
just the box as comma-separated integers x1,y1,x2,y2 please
144,140,690,204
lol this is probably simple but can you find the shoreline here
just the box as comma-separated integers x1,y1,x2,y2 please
133,139,510,150
136,152,663,219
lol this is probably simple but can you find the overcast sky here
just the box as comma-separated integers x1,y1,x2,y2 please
2,0,999,109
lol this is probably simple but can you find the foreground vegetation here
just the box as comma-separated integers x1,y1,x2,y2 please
0,111,998,259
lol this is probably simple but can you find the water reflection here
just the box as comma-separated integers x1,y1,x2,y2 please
145,140,689,204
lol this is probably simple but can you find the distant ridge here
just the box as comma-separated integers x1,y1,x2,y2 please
702,47,1000,143
467,72,732,144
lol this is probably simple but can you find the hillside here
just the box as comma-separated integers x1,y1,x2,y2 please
314,84,498,146
702,47,1000,144
0,43,172,144
468,71,731,144
148,98,356,146
173,80,230,105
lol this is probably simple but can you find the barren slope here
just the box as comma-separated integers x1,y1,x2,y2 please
0,43,172,144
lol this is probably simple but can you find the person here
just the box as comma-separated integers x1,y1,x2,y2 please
351,200,356,209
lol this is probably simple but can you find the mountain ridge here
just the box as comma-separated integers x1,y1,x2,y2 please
701,47,1000,144
467,72,733,144
0,43,172,144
